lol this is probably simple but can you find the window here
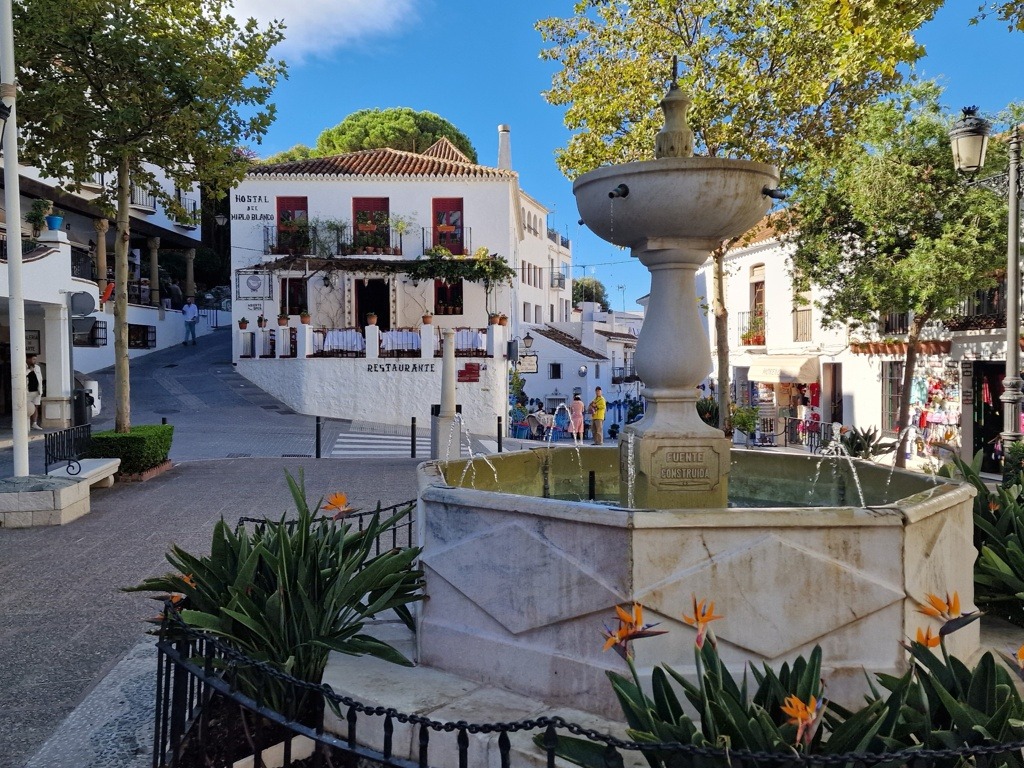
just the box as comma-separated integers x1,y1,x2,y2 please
275,196,308,254
523,301,530,320
882,361,904,435
280,278,308,315
595,363,600,378
353,197,390,253
435,279,464,315
534,304,542,324
549,363,562,379
432,198,464,255
74,320,107,347
128,324,156,349
549,304,555,322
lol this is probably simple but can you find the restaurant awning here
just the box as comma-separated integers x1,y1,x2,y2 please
746,355,820,383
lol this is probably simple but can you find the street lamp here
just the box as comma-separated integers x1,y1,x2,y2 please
950,107,1023,454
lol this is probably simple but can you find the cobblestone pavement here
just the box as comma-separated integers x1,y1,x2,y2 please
0,330,427,768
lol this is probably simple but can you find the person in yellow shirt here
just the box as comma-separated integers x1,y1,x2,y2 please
589,386,607,445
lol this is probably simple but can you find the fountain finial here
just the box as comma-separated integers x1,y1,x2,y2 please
655,56,693,159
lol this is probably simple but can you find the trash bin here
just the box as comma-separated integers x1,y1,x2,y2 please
73,388,93,426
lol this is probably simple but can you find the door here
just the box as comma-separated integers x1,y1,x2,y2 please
973,361,1005,474
432,198,464,255
356,279,390,331
823,363,843,424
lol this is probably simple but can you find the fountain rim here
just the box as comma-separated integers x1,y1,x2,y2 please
572,155,779,191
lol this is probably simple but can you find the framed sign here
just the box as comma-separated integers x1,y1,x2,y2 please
962,388,974,404
25,330,40,355
961,361,973,376
518,354,538,374
236,271,274,300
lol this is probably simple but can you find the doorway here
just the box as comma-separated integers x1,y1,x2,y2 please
356,279,390,331
823,363,843,424
973,361,1004,474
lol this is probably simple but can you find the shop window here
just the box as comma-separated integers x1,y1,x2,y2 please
549,362,562,380
882,361,904,435
353,197,390,253
435,279,463,315
280,278,308,315
128,323,156,349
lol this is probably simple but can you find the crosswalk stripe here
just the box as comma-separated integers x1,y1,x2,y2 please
329,432,432,458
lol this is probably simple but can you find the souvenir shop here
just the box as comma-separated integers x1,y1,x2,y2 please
733,355,830,445
904,361,962,465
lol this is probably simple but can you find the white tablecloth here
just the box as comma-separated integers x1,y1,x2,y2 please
323,329,365,353
381,330,421,352
454,329,486,352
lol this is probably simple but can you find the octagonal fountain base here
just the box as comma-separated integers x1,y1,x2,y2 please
416,449,978,719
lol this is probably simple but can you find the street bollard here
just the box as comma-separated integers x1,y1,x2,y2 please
497,416,503,453
315,416,321,459
411,417,417,459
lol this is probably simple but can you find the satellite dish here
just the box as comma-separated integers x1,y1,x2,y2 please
69,292,96,318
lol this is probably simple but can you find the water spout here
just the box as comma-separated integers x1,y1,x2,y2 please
608,184,630,199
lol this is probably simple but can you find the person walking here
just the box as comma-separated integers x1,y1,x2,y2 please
569,394,585,441
589,386,607,445
182,296,199,346
26,353,44,430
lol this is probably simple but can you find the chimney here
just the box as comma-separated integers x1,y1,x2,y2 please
497,124,512,170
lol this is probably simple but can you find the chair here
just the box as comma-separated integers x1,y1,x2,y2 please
513,422,530,439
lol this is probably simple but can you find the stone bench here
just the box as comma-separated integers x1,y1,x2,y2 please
46,458,121,489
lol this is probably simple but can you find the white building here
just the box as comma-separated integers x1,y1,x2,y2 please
1,164,208,426
227,127,574,434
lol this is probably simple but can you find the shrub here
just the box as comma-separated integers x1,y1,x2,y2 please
1004,440,1024,493
84,423,173,474
839,425,897,459
730,404,758,435
128,470,424,723
695,396,719,427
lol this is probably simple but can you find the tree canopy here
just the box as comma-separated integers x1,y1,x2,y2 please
573,276,610,312
262,108,477,164
788,82,1008,464
15,0,285,432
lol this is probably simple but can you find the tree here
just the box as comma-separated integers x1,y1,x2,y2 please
572,277,610,312
537,0,944,421
314,108,477,162
788,83,1007,466
15,0,285,433
263,144,317,164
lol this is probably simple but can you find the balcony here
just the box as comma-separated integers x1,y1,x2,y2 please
71,247,96,280
738,310,765,346
793,308,812,342
263,225,408,257
173,195,200,229
546,229,571,248
612,365,640,384
130,185,157,211
422,226,471,256
881,311,910,335
945,280,1008,331
551,272,566,289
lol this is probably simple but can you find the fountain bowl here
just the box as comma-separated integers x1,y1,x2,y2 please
573,157,779,251
416,448,978,719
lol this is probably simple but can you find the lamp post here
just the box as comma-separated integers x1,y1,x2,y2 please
950,107,1023,453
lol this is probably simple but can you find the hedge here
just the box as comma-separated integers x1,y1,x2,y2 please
84,423,174,475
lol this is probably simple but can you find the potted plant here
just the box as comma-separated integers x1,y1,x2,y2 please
26,199,52,236
366,311,378,326
238,317,249,330
498,313,508,326
45,208,65,231
731,404,759,445
299,309,311,325
278,312,290,326
256,314,267,329
488,313,500,325
422,311,433,325
388,212,417,255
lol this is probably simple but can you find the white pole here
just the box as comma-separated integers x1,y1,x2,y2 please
1,0,30,476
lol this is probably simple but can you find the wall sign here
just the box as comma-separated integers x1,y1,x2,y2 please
961,361,973,376
25,330,40,355
236,271,273,300
518,354,538,374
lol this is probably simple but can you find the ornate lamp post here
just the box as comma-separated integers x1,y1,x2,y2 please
950,107,1022,453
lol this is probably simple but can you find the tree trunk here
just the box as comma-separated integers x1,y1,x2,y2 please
713,246,730,428
894,313,929,468
114,157,132,433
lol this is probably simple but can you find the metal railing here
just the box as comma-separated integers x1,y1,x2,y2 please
71,247,96,280
44,424,92,474
550,272,566,289
612,365,639,383
263,225,407,257
422,225,472,256
741,417,836,453
881,311,910,335
946,280,1010,331
172,195,200,229
737,310,765,346
546,229,571,248
130,185,157,210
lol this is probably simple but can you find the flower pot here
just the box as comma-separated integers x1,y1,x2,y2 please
437,224,456,233
498,315,508,326
366,314,377,326
357,224,377,232
300,315,311,325
45,214,64,231
422,314,433,324
238,322,249,330
277,317,289,327
257,320,267,329
488,313,500,325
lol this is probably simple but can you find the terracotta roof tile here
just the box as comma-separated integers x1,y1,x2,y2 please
740,211,788,246
595,329,638,342
422,137,472,163
251,146,514,180
532,326,607,361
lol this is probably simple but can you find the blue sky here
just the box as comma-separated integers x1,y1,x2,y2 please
237,1,1022,312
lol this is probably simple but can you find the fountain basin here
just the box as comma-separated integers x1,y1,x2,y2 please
573,158,778,251
416,449,978,718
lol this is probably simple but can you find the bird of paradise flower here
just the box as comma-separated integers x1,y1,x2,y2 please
600,602,667,661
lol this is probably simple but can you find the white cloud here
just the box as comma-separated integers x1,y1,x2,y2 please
229,0,419,63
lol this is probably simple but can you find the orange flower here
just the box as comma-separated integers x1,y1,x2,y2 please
916,591,961,621
324,492,353,518
781,694,825,746
915,626,940,648
989,499,1000,513
1016,644,1024,670
681,595,724,649
180,573,197,589
600,602,667,661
